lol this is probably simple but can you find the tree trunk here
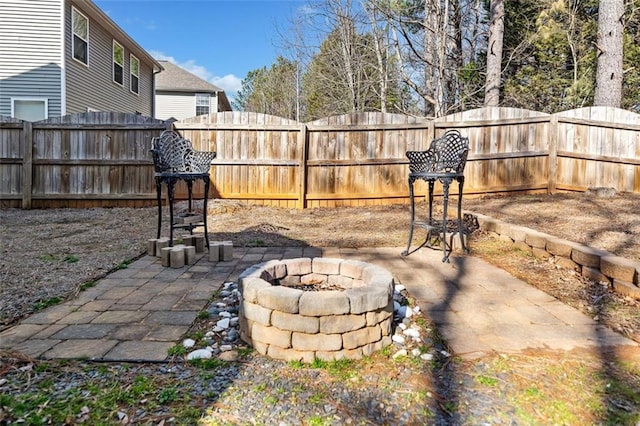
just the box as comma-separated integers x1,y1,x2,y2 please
484,0,504,106
593,0,624,107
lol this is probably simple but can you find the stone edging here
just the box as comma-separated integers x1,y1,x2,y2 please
237,257,395,362
469,211,640,300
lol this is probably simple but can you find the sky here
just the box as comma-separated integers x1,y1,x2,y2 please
94,0,305,102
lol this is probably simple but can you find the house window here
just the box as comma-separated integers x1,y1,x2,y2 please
113,40,124,86
12,98,48,121
130,55,139,94
72,8,88,65
196,93,210,116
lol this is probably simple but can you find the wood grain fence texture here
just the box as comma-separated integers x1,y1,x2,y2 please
0,107,638,209
0,112,168,208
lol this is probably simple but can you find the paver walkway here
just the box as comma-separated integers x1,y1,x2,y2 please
1,246,638,362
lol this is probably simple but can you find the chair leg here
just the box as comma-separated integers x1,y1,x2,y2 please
427,180,435,224
457,179,469,254
186,180,194,213
402,180,416,256
167,179,176,247
203,176,210,248
441,180,450,262
155,178,162,239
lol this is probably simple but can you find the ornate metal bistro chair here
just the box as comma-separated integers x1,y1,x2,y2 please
402,130,470,262
151,130,216,247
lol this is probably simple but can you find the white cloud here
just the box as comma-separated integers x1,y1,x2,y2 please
151,51,242,95
211,75,243,93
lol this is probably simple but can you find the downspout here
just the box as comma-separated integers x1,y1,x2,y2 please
152,68,161,118
60,0,66,116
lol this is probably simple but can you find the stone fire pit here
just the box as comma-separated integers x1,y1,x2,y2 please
238,257,394,362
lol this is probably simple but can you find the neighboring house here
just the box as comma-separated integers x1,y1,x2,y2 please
0,0,163,121
155,60,232,121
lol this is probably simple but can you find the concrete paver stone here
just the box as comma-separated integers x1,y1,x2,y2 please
103,341,175,362
50,324,117,340
43,339,119,359
0,324,48,348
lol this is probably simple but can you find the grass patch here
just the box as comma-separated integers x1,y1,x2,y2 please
461,354,640,425
40,253,57,262
167,344,187,357
475,374,499,387
189,358,224,370
248,238,265,247
237,347,253,358
0,364,201,425
62,254,79,263
31,296,62,312
77,280,96,292
115,259,132,270
306,415,333,425
287,358,357,381
157,387,178,404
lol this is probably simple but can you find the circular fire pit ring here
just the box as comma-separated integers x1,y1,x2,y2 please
238,257,394,362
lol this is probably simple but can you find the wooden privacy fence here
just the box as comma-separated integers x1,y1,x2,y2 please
0,112,168,208
1,107,639,209
177,106,640,208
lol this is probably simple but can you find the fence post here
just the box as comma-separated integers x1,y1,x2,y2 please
297,124,308,209
21,121,33,209
427,120,435,144
548,115,558,194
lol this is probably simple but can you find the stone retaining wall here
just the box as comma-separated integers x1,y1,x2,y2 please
237,258,394,362
471,212,640,300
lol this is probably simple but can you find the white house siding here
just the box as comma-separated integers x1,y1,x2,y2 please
64,1,154,116
155,91,197,120
0,0,63,117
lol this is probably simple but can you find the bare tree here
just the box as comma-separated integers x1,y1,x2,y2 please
593,0,624,107
484,0,504,106
364,2,391,113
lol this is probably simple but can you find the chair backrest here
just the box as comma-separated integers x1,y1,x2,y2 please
406,130,469,175
428,130,469,174
151,130,216,174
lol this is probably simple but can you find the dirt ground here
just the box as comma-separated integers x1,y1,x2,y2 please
1,191,639,341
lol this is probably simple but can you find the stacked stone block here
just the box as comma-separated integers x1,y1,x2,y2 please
209,240,234,262
471,212,640,300
147,234,206,268
238,257,394,362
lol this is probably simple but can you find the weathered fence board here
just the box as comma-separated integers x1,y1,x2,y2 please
1,107,639,209
438,107,552,195
177,112,302,208
1,112,167,208
555,107,640,192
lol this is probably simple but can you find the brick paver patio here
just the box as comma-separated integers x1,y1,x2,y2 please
1,246,638,362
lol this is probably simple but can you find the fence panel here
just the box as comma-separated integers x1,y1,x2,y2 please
175,112,302,208
24,112,165,208
437,107,552,195
555,107,640,192
304,112,428,207
0,116,25,207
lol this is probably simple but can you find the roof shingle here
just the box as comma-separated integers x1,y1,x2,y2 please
156,60,223,93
